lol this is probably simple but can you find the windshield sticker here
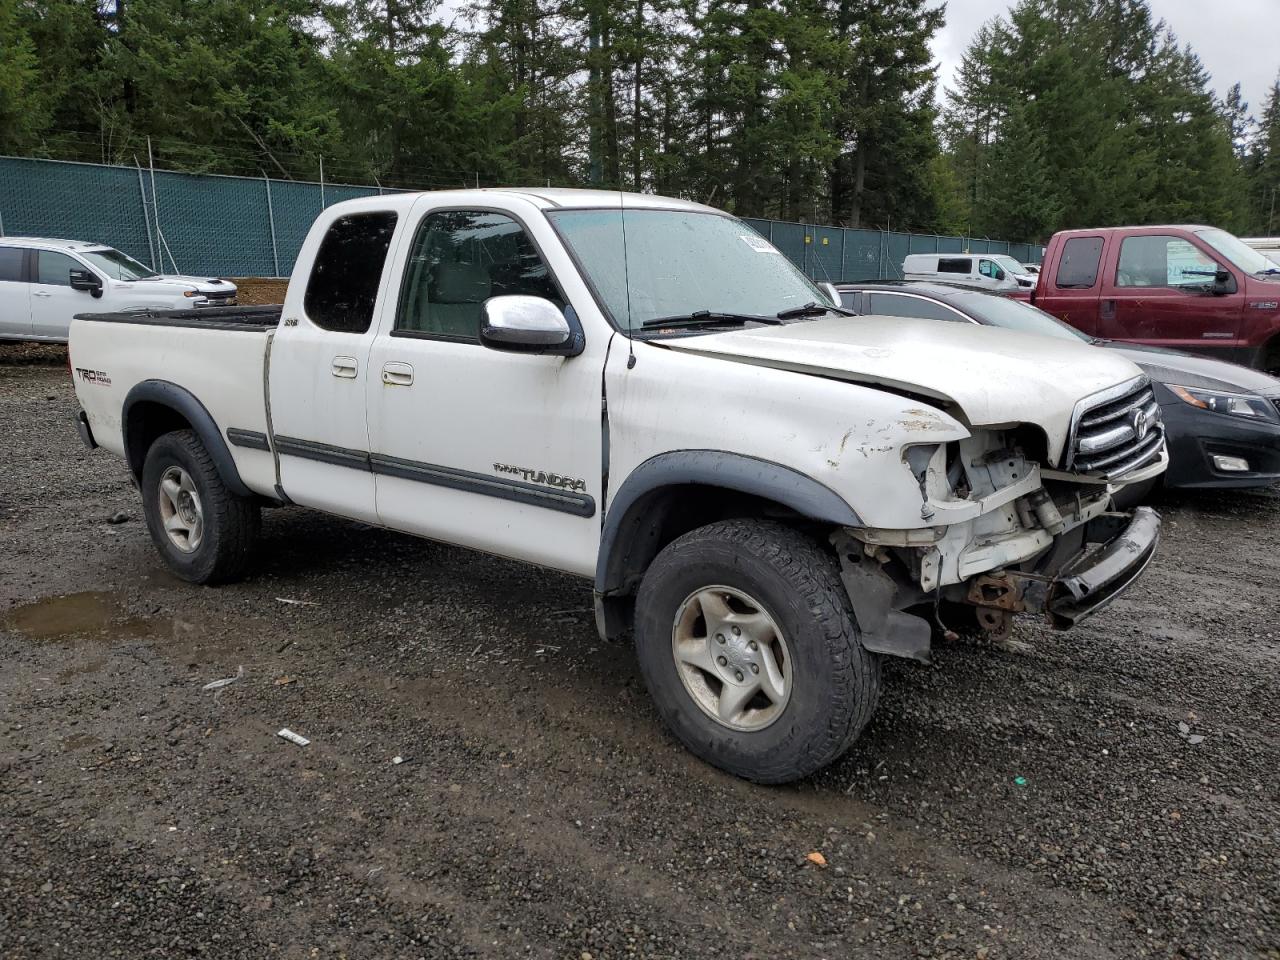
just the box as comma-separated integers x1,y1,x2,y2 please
740,234,779,254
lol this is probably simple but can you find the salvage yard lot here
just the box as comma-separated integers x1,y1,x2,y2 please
1,348,1277,960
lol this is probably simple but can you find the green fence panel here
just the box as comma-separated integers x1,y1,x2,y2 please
0,157,155,268
841,229,881,281
0,156,1044,279
809,225,843,282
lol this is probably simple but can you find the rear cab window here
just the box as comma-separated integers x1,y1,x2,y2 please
303,212,399,333
1055,237,1104,288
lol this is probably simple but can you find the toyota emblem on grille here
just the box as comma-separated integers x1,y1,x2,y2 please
1132,407,1151,441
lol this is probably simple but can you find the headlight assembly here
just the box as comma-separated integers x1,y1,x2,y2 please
1167,385,1280,423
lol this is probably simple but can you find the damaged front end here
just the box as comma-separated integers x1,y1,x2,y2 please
833,386,1166,661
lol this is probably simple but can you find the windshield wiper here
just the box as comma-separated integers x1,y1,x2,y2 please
775,301,855,320
639,310,782,331
1255,268,1280,276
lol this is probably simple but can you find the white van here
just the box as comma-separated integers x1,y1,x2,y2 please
901,253,1035,290
0,237,237,343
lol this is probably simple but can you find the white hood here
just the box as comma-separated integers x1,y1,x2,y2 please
661,316,1145,463
136,275,236,293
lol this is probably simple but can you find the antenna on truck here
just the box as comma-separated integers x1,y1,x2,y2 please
621,188,636,369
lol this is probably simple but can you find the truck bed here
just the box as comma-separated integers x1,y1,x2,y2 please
74,305,282,332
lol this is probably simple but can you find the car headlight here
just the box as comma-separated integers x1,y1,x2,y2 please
1168,384,1280,423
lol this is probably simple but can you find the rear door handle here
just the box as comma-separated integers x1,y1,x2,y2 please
331,356,358,379
32,290,52,298
381,361,414,386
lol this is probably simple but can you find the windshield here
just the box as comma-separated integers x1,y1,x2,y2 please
954,292,1090,342
1195,228,1280,276
80,247,158,281
992,255,1027,275
546,208,827,333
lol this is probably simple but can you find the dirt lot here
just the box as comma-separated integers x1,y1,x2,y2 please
1,347,1277,959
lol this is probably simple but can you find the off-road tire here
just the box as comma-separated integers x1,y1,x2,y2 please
633,519,880,784
141,429,260,584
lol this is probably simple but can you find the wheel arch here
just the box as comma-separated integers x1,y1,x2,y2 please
593,451,862,640
122,380,252,498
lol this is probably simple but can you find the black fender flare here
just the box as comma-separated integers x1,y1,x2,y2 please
122,379,253,498
595,449,863,596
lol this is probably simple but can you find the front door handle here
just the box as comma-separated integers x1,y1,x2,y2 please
381,361,414,386
1101,299,1116,321
32,290,52,298
331,356,358,379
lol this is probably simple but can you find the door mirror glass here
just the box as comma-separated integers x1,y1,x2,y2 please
480,295,579,355
1212,268,1236,296
68,268,103,296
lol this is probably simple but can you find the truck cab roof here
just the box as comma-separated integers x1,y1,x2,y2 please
0,236,114,253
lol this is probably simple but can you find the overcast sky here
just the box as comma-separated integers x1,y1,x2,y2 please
930,0,1278,114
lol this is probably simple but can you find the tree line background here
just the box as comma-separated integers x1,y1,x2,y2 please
1,0,1278,242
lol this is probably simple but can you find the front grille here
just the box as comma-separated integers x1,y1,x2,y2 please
1068,377,1164,478
195,290,237,307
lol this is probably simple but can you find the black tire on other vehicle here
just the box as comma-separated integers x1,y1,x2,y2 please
633,519,880,784
141,429,260,584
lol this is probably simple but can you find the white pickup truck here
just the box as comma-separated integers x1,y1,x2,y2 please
70,189,1167,783
0,237,237,343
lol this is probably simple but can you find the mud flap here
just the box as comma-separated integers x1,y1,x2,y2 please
833,539,932,663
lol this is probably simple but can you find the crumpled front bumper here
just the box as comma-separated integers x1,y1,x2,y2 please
1040,507,1161,628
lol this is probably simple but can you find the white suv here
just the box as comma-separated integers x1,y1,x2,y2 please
0,237,237,343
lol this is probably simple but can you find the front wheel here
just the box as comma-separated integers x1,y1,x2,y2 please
633,519,880,784
141,429,260,584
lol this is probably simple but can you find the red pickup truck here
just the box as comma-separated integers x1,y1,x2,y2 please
1023,225,1280,374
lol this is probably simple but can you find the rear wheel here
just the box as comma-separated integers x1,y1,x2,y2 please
633,519,880,784
141,430,260,584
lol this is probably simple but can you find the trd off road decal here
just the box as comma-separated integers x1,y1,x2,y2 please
493,462,587,493
74,368,112,385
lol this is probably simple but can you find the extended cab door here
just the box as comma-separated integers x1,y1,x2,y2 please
267,208,402,523
365,196,605,577
0,247,33,338
1097,230,1244,354
1035,235,1105,336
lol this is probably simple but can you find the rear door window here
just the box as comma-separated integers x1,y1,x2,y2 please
1055,237,1104,288
868,293,968,322
303,212,399,333
0,248,28,282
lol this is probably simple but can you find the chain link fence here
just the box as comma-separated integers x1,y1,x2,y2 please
0,156,1042,281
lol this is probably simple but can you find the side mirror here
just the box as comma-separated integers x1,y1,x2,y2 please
818,282,841,305
480,295,581,356
1212,268,1236,296
69,268,103,298
994,267,1006,281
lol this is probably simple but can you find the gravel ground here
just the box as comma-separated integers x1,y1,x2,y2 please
1,347,1277,959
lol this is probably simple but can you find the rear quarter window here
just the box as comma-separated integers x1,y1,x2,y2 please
303,212,399,333
1056,237,1104,288
938,258,971,274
